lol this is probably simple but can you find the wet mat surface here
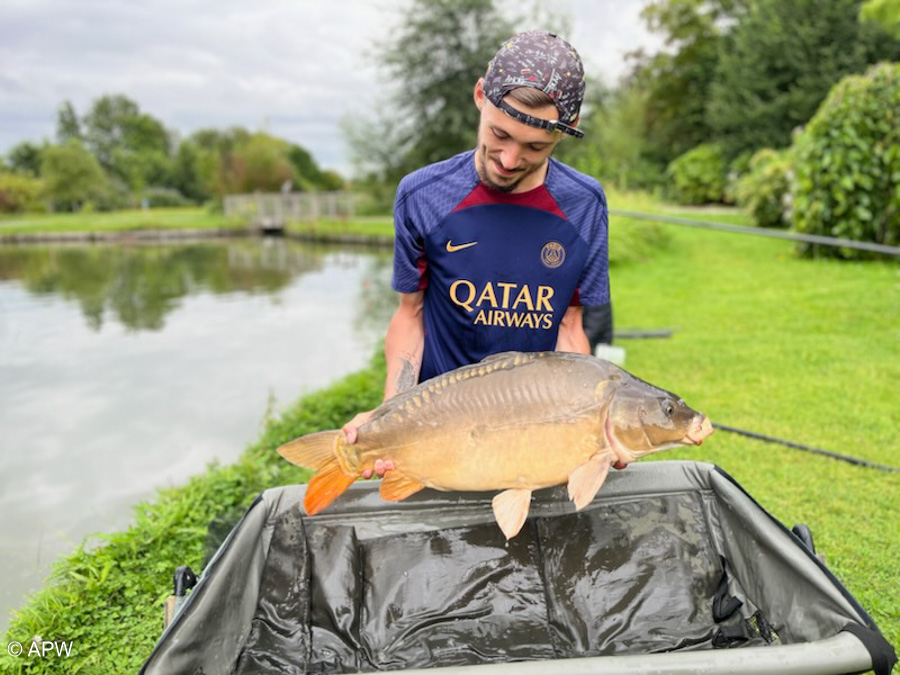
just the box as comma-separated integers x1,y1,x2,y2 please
239,492,747,672
538,493,723,656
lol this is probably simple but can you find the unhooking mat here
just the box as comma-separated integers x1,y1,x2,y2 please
140,461,896,675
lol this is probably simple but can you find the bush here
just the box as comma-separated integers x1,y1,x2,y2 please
792,62,900,256
143,187,194,208
734,148,793,228
0,172,43,213
40,141,108,212
665,143,728,205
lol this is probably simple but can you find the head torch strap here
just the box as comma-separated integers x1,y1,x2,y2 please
496,99,584,139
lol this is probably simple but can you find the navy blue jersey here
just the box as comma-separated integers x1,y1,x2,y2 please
393,150,609,382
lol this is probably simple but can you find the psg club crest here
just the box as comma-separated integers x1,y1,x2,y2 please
540,241,566,269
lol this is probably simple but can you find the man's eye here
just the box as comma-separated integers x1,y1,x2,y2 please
493,129,509,140
529,144,547,152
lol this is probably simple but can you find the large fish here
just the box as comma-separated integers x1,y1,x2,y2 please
278,351,714,539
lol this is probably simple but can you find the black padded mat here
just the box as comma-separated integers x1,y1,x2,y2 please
244,491,756,672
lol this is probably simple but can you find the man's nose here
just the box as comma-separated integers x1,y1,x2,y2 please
499,146,521,169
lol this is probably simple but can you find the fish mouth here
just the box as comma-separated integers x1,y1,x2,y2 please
685,416,715,445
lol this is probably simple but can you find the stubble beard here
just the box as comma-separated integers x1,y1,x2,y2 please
475,146,528,193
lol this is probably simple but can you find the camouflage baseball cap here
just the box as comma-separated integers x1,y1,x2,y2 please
483,30,585,139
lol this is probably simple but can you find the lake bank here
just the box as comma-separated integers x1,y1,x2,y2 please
0,208,395,247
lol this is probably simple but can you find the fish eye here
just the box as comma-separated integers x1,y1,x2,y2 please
663,401,675,416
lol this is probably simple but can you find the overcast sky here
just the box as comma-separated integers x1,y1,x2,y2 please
0,0,662,175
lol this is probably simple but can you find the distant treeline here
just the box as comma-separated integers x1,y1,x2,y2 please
0,94,344,213
342,0,900,256
3,0,899,256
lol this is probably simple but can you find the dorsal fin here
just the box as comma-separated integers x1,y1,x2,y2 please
479,351,522,364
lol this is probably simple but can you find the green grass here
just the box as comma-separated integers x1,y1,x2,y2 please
287,216,394,238
288,212,672,268
608,220,899,656
1,193,897,672
0,207,243,234
606,187,756,227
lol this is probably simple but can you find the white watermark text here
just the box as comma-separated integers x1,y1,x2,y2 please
7,639,74,658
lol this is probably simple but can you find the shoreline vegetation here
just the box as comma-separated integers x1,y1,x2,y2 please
0,191,691,258
1,198,897,673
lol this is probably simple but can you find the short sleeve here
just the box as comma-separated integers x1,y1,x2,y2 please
576,192,610,306
391,180,424,293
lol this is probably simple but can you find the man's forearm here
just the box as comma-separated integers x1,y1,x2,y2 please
383,298,425,400
555,306,591,354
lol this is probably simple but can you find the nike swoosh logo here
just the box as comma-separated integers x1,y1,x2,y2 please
446,240,478,253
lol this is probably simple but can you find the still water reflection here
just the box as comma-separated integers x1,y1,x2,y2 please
0,238,396,631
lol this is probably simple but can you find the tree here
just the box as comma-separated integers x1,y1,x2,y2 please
190,127,250,197
554,79,664,190
83,94,173,193
40,141,108,211
230,133,295,193
318,170,346,191
861,0,900,37
346,0,514,184
286,144,325,190
4,141,44,177
708,0,900,158
56,100,82,144
169,140,208,203
627,0,745,167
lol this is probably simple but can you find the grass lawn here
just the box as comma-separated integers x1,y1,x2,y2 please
287,215,393,237
607,217,899,653
0,207,242,234
1,195,896,672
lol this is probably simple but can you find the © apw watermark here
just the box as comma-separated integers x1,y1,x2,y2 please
7,638,74,658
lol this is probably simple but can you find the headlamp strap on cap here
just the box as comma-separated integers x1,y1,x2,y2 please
496,99,584,139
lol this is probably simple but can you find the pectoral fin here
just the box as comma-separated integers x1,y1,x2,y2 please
567,452,614,510
379,472,425,502
491,488,532,540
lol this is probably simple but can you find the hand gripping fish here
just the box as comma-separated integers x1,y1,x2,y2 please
278,351,714,539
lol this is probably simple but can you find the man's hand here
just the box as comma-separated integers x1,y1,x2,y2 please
342,410,374,445
342,410,394,478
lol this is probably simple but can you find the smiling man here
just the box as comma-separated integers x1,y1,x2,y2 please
345,31,610,461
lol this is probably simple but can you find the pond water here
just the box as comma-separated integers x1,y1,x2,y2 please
0,237,396,632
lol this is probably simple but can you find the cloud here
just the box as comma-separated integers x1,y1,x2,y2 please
0,0,660,174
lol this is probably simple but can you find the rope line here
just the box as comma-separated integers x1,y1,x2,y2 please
713,423,900,472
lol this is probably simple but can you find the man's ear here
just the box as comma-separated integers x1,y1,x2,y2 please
474,78,485,111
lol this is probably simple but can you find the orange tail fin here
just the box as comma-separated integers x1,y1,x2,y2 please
305,462,358,515
277,430,359,515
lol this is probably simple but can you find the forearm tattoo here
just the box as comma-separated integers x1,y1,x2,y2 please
395,358,417,394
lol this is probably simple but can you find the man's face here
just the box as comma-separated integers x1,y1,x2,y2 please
473,79,563,193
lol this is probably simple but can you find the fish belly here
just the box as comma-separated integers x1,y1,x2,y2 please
387,419,599,492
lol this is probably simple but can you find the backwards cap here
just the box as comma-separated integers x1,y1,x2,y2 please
482,30,586,139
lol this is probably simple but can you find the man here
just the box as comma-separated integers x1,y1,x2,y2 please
345,31,612,474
